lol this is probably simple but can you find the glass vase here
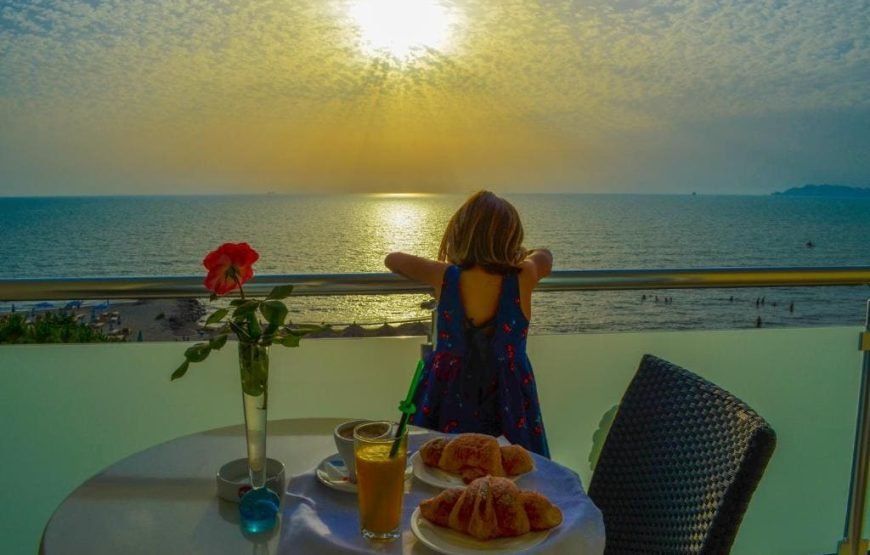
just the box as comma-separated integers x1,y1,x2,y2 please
237,341,280,533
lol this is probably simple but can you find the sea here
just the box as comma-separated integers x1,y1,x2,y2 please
1,193,869,334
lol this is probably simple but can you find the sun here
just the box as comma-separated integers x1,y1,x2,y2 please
347,0,458,61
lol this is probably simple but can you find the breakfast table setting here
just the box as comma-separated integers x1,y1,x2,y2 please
280,423,604,554
40,417,605,555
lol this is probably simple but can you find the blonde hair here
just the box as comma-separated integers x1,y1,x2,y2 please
438,191,527,274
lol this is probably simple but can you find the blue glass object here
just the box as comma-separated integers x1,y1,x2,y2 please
239,487,280,534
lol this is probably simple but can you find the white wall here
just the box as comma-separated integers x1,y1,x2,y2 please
0,327,863,554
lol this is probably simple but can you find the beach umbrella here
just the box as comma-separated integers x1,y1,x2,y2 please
64,301,82,310
35,302,54,309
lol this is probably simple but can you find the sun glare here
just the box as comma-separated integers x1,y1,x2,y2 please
347,0,458,61
370,193,437,198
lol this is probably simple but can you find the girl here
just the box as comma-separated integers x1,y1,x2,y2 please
385,191,552,457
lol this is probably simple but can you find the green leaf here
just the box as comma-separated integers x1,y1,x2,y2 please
266,284,294,300
246,313,262,340
230,299,247,306
184,342,212,363
278,333,301,347
209,334,228,350
171,360,190,380
260,301,288,329
232,300,260,318
205,308,229,326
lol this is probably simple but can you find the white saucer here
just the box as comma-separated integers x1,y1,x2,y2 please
216,457,285,502
315,453,413,493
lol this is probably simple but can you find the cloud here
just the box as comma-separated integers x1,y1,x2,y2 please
0,0,867,193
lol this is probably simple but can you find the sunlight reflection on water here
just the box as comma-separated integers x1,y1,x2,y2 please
2,194,869,333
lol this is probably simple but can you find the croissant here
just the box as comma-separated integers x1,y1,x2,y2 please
501,444,534,476
420,437,449,467
419,433,534,483
419,476,563,540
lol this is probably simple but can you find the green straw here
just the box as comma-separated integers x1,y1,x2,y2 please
389,358,425,458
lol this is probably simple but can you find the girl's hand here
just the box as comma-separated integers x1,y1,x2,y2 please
523,248,553,281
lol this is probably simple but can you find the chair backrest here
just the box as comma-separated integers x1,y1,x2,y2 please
588,354,776,555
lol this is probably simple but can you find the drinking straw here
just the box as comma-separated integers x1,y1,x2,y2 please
389,358,425,458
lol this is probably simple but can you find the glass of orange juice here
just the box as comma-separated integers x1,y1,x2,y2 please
354,421,408,541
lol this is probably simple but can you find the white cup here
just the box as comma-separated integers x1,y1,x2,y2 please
333,419,370,483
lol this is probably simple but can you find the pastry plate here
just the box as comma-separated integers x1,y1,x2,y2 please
410,507,551,555
315,453,412,493
409,451,531,489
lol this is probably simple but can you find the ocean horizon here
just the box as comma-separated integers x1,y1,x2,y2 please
1,193,868,333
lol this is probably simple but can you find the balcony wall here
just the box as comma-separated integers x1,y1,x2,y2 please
0,326,864,555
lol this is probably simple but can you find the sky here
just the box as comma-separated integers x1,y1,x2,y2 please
0,0,868,196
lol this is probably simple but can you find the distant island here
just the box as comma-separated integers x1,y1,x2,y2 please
773,184,870,198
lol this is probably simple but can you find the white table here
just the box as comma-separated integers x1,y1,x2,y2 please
41,418,604,554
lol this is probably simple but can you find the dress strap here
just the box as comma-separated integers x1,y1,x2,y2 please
435,265,466,339
440,265,462,299
498,271,521,314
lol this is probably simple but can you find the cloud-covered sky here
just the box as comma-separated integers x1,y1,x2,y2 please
0,0,868,195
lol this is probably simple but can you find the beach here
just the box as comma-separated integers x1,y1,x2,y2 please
0,299,431,343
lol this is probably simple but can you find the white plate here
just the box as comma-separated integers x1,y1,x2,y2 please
410,507,552,555
315,453,413,493
409,451,532,490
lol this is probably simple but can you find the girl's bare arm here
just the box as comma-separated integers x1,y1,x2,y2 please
384,252,449,289
522,248,553,283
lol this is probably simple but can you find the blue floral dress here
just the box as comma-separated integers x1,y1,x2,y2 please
412,265,550,457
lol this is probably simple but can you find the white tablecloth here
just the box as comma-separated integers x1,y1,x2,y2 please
280,434,605,554
40,419,603,555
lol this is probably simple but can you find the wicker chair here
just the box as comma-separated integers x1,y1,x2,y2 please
588,354,776,554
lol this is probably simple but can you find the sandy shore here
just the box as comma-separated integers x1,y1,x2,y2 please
1,299,431,342
115,299,207,342
35,298,211,342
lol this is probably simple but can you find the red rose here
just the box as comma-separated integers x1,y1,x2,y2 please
203,242,259,295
